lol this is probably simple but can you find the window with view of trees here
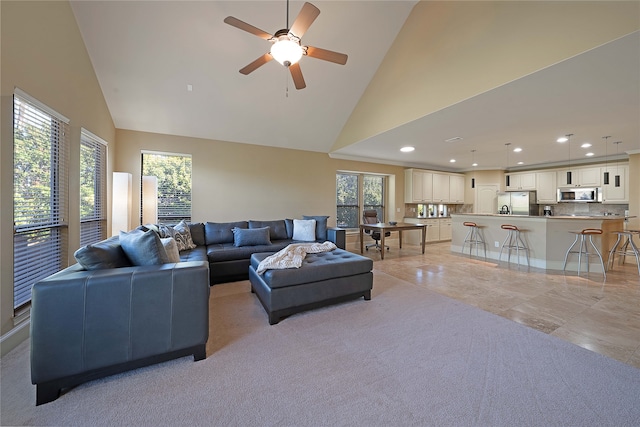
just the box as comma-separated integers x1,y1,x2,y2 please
80,130,107,246
13,91,69,310
141,152,192,223
336,173,385,229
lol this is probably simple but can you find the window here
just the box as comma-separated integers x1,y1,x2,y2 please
336,172,385,229
80,130,107,246
13,90,69,310
141,152,192,223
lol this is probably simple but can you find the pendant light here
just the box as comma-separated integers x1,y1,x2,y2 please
602,136,610,185
504,143,511,187
614,141,622,187
471,150,477,189
565,134,574,185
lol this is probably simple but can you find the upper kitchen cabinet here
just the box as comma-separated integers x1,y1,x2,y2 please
449,175,465,203
432,173,450,202
601,164,629,203
505,172,536,191
405,169,433,203
557,166,601,187
535,171,557,204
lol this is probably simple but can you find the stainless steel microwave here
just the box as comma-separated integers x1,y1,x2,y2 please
557,187,601,203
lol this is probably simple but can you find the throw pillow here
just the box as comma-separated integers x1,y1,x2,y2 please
173,220,197,251
156,223,176,239
119,229,171,266
232,226,271,247
292,219,316,242
189,222,206,246
161,238,181,263
205,221,248,245
303,215,329,241
74,235,132,270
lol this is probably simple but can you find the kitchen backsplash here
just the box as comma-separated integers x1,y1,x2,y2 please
546,203,629,217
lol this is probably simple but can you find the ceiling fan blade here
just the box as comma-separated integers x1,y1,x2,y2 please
289,2,320,38
305,46,348,65
239,53,273,75
289,63,306,90
224,16,273,40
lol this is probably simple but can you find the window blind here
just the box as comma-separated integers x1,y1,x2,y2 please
13,92,69,310
141,152,192,223
80,129,107,247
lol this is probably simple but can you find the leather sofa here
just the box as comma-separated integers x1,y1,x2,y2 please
183,218,345,284
30,261,210,405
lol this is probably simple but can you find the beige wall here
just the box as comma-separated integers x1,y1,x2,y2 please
333,1,640,151
1,1,115,353
115,129,406,229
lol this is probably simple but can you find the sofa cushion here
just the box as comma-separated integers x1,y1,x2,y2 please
249,220,288,241
189,222,206,246
205,221,248,245
207,240,292,263
161,238,181,263
233,226,271,247
119,229,171,266
179,246,208,262
303,215,330,241
293,219,316,242
73,236,132,270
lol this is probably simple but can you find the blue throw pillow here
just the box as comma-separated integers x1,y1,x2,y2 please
232,227,271,247
119,229,171,266
303,215,329,241
74,235,132,270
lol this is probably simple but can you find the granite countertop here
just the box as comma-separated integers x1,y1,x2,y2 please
450,213,630,220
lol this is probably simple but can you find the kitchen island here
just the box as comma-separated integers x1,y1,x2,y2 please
450,214,625,272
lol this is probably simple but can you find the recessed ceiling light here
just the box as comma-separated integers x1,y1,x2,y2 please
585,152,595,157
445,136,463,142
449,159,456,163
513,147,522,152
517,161,524,165
472,162,478,167
400,146,415,153
187,84,193,92
581,143,592,148
557,137,568,143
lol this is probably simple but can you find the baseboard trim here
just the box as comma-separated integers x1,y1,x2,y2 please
1,320,30,357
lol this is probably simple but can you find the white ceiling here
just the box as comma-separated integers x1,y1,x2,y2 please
71,1,639,172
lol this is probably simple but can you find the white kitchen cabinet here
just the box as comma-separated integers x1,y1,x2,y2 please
439,219,452,240
557,166,601,187
432,173,450,202
425,219,440,242
505,172,536,190
535,171,557,204
449,175,465,204
601,164,629,203
405,169,433,203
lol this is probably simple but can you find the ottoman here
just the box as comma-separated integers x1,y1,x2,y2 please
249,249,373,324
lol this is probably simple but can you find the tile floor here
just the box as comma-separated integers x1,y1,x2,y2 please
354,241,640,369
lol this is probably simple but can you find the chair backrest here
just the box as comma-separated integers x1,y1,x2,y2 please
363,209,380,225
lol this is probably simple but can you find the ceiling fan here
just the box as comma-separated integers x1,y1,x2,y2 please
224,1,348,90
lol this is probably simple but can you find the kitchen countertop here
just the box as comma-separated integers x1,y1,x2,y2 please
450,213,630,220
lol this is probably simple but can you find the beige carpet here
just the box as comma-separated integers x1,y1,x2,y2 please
2,272,640,426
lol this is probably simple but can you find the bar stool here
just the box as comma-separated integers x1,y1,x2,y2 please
562,228,606,277
607,230,640,275
499,224,529,266
461,221,486,258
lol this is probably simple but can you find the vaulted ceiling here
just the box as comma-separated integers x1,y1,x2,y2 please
71,1,640,172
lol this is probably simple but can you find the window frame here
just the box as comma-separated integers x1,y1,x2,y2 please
79,129,107,247
336,171,387,230
13,88,70,311
141,151,192,224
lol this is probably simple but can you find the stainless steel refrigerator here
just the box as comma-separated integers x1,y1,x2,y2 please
497,191,538,216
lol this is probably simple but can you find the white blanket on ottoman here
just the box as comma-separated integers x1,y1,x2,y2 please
256,242,337,275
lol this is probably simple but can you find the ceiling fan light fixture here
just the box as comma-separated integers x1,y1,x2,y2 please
270,35,303,66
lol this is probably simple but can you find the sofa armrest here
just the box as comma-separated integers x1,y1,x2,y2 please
31,261,210,385
327,228,346,249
